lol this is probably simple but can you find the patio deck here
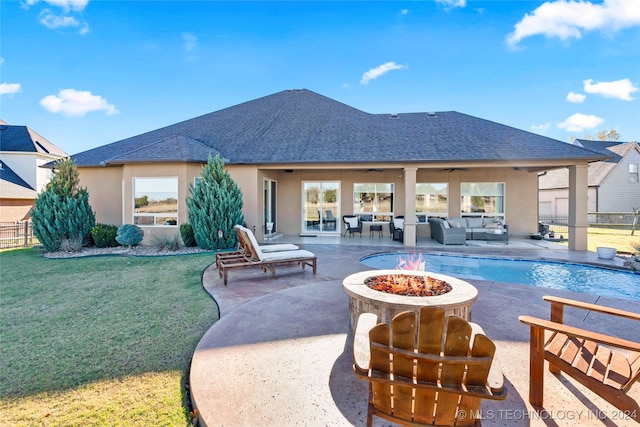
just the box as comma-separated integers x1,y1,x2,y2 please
190,236,639,426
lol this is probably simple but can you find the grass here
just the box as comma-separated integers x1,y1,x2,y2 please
552,226,640,254
0,248,218,426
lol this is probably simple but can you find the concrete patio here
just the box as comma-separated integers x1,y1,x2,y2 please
189,236,639,426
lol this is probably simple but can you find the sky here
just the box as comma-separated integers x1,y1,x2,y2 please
1,0,639,156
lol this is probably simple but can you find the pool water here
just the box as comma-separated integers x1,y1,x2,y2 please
360,252,640,301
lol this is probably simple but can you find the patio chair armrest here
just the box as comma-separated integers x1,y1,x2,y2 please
542,296,640,321
519,315,640,352
353,313,379,371
470,322,505,393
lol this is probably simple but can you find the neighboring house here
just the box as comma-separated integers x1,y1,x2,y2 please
539,139,640,219
69,89,607,250
0,121,68,223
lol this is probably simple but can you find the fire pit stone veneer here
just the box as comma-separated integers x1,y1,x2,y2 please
343,270,478,330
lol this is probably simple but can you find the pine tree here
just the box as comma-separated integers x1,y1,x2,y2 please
186,154,244,250
31,158,96,252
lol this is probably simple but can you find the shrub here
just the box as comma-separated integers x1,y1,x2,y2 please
91,224,119,248
151,234,183,252
179,223,197,247
31,158,96,252
186,154,244,250
58,237,84,252
116,224,144,248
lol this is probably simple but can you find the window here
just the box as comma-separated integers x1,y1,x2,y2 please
353,183,394,222
630,164,639,183
133,177,178,226
461,182,504,219
416,183,448,222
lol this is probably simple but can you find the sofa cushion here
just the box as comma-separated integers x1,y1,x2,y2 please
485,222,500,229
447,219,460,228
466,217,484,228
345,217,359,228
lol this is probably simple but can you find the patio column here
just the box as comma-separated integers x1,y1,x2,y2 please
403,167,417,247
568,164,589,251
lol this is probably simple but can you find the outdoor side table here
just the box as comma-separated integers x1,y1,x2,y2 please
369,224,383,238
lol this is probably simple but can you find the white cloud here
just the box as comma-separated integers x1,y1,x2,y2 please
360,62,406,85
436,0,466,8
0,83,22,96
566,92,586,103
557,113,603,132
40,10,79,28
26,0,88,12
531,122,551,134
400,9,409,16
183,33,197,51
40,89,118,116
507,0,640,47
583,78,638,101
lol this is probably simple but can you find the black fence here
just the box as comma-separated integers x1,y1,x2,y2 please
539,212,638,235
0,222,38,249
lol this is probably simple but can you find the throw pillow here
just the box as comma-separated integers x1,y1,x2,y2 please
447,220,460,228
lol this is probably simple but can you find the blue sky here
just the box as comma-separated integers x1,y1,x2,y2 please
1,0,639,155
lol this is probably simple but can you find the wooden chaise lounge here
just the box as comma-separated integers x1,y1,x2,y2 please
215,225,299,269
217,226,316,286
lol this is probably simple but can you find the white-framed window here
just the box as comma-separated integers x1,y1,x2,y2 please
133,177,178,226
416,183,448,222
353,183,394,222
461,182,504,220
630,164,639,183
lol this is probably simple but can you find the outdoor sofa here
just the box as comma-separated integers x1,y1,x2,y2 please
427,218,467,245
444,217,508,240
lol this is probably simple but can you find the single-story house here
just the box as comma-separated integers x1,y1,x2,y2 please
0,121,68,223
68,89,608,250
539,139,640,221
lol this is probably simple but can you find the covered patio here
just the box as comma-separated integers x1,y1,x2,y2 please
189,238,638,426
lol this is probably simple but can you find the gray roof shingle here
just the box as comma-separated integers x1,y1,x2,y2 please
0,161,36,199
0,124,68,157
71,89,608,167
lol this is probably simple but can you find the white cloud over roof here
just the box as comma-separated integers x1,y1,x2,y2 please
360,62,406,85
40,89,119,117
26,0,88,12
507,0,640,47
557,113,603,132
583,78,638,101
0,83,21,96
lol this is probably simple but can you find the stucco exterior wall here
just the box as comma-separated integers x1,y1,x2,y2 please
0,200,34,222
79,166,124,226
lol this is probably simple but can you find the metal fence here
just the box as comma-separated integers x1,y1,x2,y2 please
0,222,38,249
539,212,637,235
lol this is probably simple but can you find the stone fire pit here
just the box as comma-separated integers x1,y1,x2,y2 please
343,269,478,330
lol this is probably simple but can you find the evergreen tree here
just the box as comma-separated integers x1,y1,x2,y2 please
186,154,244,250
31,158,96,252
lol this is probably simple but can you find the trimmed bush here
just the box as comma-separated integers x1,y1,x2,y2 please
31,158,96,252
179,223,197,247
116,224,144,248
91,224,119,248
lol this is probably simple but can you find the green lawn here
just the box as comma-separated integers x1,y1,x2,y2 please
553,226,640,254
0,248,218,426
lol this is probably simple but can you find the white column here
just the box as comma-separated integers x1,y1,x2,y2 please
403,167,417,247
568,164,589,251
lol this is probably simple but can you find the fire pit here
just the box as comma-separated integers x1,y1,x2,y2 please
343,270,478,330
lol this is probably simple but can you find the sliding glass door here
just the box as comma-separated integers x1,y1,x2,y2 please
302,181,340,234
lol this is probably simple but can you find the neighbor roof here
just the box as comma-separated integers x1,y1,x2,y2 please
71,89,608,167
0,124,68,157
0,161,36,199
539,140,639,189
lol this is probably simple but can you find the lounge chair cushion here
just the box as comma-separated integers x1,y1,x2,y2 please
260,249,316,261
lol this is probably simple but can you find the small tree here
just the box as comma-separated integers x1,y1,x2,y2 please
187,154,244,250
31,158,96,252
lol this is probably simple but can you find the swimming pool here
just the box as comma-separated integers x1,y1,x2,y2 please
360,252,640,301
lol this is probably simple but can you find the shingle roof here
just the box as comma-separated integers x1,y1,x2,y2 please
71,89,608,167
539,140,639,189
0,161,36,199
0,124,68,157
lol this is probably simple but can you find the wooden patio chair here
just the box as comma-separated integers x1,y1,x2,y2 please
215,225,299,269
353,307,507,427
519,296,640,423
217,226,316,286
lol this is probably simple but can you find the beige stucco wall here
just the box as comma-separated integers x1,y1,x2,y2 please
0,199,34,222
78,162,541,245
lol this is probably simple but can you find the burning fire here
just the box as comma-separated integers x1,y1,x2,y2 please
365,253,452,296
